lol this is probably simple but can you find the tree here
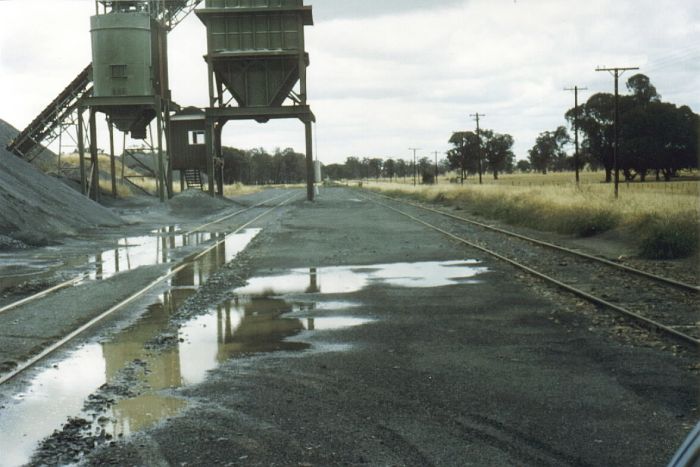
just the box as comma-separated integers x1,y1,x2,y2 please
567,92,615,181
368,158,383,180
483,131,515,179
344,157,362,180
515,160,531,173
383,159,396,181
396,158,408,182
622,102,699,181
626,73,660,105
448,131,480,182
528,126,569,174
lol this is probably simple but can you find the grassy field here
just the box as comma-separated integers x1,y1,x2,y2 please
54,153,263,198
363,171,699,259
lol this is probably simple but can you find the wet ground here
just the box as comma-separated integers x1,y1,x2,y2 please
0,187,697,466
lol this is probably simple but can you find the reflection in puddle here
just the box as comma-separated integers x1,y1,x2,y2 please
236,260,488,296
0,258,486,465
0,227,226,294
86,228,218,281
0,229,260,467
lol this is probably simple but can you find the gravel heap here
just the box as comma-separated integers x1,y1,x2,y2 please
166,188,233,215
0,118,122,247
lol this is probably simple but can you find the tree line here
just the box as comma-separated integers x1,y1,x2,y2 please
324,156,452,184
322,73,697,184
221,147,308,185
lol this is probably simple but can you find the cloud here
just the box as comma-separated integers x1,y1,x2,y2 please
1,0,697,165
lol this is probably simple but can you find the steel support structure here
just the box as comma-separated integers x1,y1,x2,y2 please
203,106,316,199
79,95,174,202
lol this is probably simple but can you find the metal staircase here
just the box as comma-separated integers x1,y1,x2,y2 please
183,169,203,190
5,0,203,163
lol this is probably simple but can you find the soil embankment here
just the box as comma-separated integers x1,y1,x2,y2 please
0,119,121,247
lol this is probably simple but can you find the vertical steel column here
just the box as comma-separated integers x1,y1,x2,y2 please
164,100,174,199
214,122,224,197
305,120,314,201
205,116,216,197
78,109,87,196
89,108,100,202
156,97,166,202
108,118,117,198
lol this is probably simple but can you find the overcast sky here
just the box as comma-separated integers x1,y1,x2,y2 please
1,0,698,164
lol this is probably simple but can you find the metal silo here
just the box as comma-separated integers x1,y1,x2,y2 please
82,0,176,202
195,0,316,200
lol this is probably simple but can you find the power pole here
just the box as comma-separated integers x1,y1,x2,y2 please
564,85,588,185
433,151,439,184
470,113,485,185
409,147,421,186
595,66,638,198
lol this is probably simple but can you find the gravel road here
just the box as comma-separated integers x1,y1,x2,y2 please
0,187,696,466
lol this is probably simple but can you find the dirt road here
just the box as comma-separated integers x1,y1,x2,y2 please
1,187,696,466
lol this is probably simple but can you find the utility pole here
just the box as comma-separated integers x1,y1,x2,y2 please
433,151,439,184
409,147,420,186
595,66,638,198
470,113,485,185
564,85,588,185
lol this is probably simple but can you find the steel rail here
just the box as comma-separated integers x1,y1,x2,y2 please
368,190,700,293
363,194,700,348
0,190,291,316
0,192,300,386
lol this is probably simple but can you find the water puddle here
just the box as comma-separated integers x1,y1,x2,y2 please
0,228,260,466
237,260,488,296
85,228,219,281
0,258,486,465
0,226,224,294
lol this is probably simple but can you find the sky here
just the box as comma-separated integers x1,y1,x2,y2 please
0,0,698,164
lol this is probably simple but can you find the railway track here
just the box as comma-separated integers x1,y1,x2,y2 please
0,190,292,316
0,191,300,386
361,190,700,348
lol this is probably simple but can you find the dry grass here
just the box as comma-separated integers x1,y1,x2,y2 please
367,175,699,259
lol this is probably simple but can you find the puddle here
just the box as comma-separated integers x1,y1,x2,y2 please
0,258,486,465
236,260,488,296
0,227,227,293
0,228,260,467
85,228,219,281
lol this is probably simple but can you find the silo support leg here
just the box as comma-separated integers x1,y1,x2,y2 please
205,117,216,197
78,109,86,196
156,101,166,203
214,123,224,197
89,109,100,202
164,103,174,199
305,120,314,202
108,119,117,199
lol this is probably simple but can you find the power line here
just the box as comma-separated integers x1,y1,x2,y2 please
595,66,639,199
409,147,421,186
469,113,485,185
564,85,588,185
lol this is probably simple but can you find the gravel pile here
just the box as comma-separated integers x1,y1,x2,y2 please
166,188,233,215
0,118,122,246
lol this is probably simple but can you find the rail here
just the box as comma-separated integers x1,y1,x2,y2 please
361,191,700,348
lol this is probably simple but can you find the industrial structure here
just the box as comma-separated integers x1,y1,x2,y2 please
6,0,316,201
194,0,316,199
